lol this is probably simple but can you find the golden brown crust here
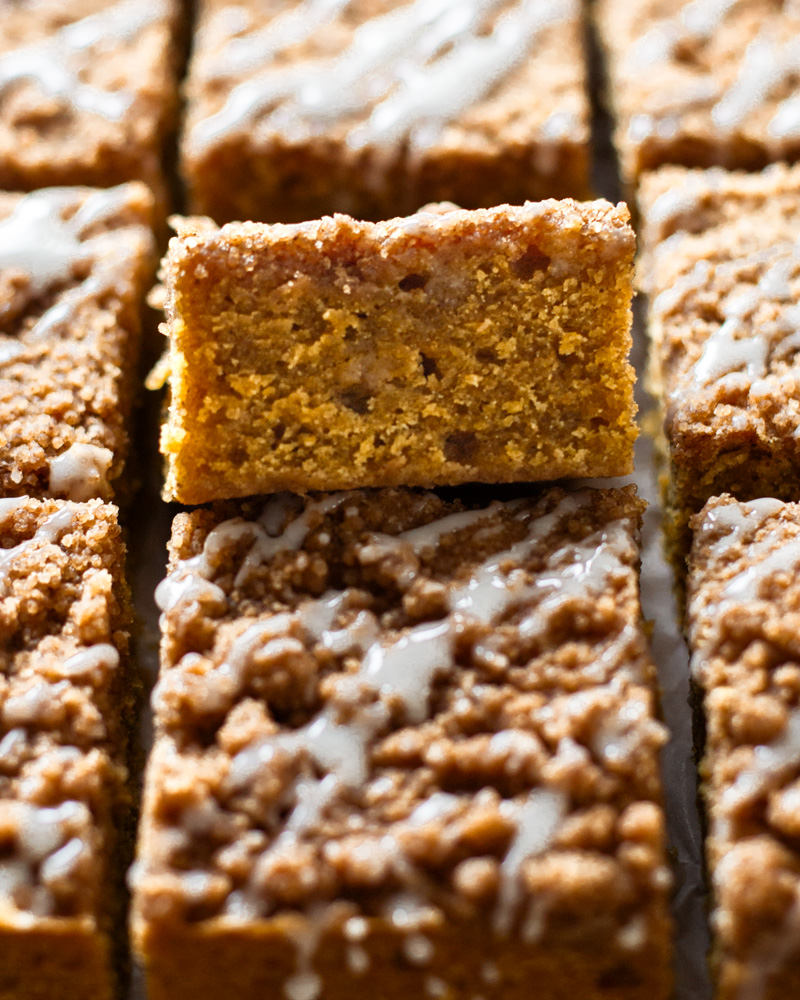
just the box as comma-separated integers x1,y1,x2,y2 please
181,0,591,224
159,200,637,503
133,485,672,1000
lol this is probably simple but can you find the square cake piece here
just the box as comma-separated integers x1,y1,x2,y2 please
0,0,181,209
132,485,673,1000
0,497,133,1000
688,495,800,999
638,162,800,567
181,0,592,225
596,0,800,187
157,200,637,504
0,183,156,501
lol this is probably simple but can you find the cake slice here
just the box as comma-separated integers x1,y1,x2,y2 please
157,200,637,504
132,485,673,1000
595,0,800,189
688,494,800,999
0,497,133,1000
181,0,591,225
0,183,156,501
638,162,800,568
0,0,181,210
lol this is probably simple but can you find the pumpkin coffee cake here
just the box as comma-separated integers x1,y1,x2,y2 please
181,0,591,225
132,485,672,1000
0,498,134,1000
596,0,800,188
157,199,637,504
0,183,156,502
688,495,800,999
638,162,800,568
0,0,181,209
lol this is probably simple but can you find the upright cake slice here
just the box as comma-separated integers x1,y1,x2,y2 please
157,200,637,504
132,485,673,1000
638,162,800,566
0,183,156,501
181,0,591,225
0,0,181,208
0,498,133,1000
688,495,800,999
596,0,800,188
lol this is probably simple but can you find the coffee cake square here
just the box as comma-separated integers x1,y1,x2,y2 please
181,0,591,224
0,498,133,1000
0,183,156,501
132,486,672,1000
688,495,800,999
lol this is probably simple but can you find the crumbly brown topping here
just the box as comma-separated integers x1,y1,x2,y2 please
639,163,800,468
0,0,180,196
688,494,800,994
597,0,800,181
0,183,156,500
0,498,130,923
134,486,668,955
181,0,590,221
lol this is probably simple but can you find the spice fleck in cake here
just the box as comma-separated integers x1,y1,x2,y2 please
0,183,156,501
638,162,800,568
596,0,800,188
688,495,800,999
157,200,637,504
181,0,591,224
0,0,181,209
132,486,673,1000
0,498,134,1000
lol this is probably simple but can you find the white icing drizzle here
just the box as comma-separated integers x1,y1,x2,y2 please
667,241,800,403
0,185,147,348
0,0,167,123
628,0,739,70
57,643,120,680
48,443,113,502
770,94,800,138
156,490,638,984
493,789,566,935
155,494,348,614
0,504,76,591
191,0,574,152
712,34,800,132
2,799,91,917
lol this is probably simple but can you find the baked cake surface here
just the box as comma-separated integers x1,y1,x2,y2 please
181,0,591,224
157,200,637,504
638,162,800,566
0,497,133,1000
132,485,673,1000
0,0,180,207
596,0,800,186
688,495,800,999
0,183,156,501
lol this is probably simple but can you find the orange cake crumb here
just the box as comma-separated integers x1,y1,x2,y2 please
158,200,637,504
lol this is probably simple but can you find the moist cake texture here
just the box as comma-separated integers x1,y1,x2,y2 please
132,485,673,1000
638,162,800,568
157,200,637,504
596,0,800,188
0,182,156,501
0,0,180,209
688,495,800,999
0,497,133,1000
181,0,591,224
